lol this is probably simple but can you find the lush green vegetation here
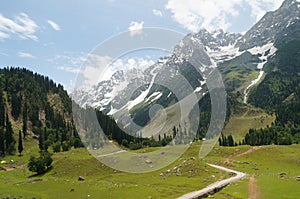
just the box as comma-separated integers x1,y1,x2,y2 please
0,67,83,160
211,145,300,199
0,143,229,199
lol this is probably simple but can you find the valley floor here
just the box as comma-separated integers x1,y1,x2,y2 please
0,143,299,199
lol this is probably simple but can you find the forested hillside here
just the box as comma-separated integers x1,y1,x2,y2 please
0,67,82,157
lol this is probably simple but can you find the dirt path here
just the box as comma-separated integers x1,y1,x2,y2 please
248,175,260,199
0,164,26,172
230,146,261,159
177,164,247,199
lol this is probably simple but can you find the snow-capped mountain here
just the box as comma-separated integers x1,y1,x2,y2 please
73,0,300,126
236,0,300,50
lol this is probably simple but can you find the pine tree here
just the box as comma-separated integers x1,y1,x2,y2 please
0,127,5,156
11,94,21,120
39,128,45,151
22,100,28,138
18,130,23,155
228,135,234,146
5,113,15,154
0,89,5,127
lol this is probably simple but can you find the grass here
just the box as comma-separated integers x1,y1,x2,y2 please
0,111,298,199
0,142,230,199
222,105,275,142
207,145,300,199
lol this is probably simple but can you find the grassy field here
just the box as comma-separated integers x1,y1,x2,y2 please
0,142,231,199
207,145,300,199
1,140,299,198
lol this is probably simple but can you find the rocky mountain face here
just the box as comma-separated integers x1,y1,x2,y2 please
236,0,300,50
72,0,300,128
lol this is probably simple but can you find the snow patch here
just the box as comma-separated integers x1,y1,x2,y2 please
247,43,277,69
206,45,242,64
243,71,264,104
146,92,163,103
194,87,202,93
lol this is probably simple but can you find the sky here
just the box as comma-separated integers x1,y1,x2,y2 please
0,0,285,92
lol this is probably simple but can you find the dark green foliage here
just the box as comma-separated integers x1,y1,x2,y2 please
0,89,5,127
0,67,71,127
266,40,300,74
62,141,70,151
22,100,28,138
72,137,83,148
52,142,61,153
11,93,22,120
248,72,300,110
0,67,84,157
0,127,5,155
249,40,300,111
243,126,293,146
18,130,23,155
121,139,129,148
38,128,45,151
5,113,15,154
219,134,235,147
28,151,53,174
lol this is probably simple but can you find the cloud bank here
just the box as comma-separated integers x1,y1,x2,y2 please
165,0,284,32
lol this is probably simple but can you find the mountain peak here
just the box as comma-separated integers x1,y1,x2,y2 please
236,0,300,50
281,0,300,7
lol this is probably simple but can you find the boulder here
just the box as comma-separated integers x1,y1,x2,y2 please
78,176,85,181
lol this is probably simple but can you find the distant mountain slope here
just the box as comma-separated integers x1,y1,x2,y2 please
73,0,300,140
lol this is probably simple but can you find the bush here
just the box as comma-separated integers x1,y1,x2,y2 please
62,141,70,151
72,138,84,148
28,151,53,174
52,142,61,153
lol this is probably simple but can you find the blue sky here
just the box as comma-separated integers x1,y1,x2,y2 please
0,0,284,91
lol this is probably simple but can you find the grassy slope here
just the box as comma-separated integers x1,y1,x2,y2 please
222,105,275,142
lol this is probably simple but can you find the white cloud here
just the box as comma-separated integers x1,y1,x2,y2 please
153,9,163,17
0,13,39,41
57,66,80,73
100,57,155,82
245,0,284,21
48,53,86,66
80,55,112,86
18,52,35,59
128,21,144,36
47,20,61,31
165,0,284,32
48,52,86,74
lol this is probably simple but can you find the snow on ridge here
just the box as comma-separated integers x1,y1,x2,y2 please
206,44,242,64
247,43,277,70
247,43,276,56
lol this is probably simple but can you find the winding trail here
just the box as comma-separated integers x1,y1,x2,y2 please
178,146,262,199
177,164,247,199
